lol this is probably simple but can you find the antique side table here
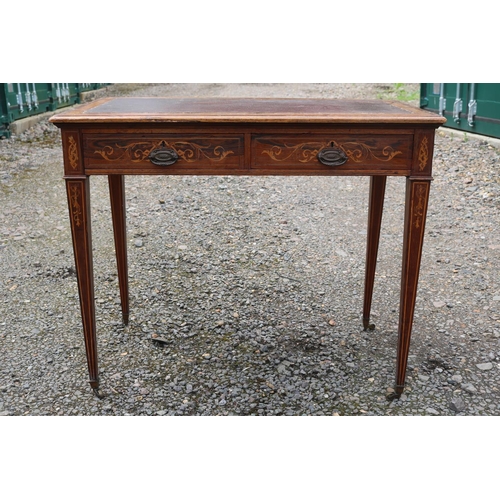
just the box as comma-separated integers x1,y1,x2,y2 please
50,97,445,398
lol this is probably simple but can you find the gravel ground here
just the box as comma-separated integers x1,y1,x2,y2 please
1,83,500,416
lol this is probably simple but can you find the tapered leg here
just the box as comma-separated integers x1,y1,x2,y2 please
65,177,99,394
393,178,431,396
363,175,387,330
108,175,129,324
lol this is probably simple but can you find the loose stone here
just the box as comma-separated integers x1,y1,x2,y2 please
450,397,466,413
461,383,477,394
476,363,493,371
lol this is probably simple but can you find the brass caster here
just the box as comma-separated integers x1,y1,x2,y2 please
363,318,376,331
386,385,404,401
93,387,104,399
386,391,401,401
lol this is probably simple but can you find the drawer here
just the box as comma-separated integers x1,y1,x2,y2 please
251,134,413,175
83,134,244,173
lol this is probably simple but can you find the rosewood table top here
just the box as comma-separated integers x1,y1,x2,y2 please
51,97,444,124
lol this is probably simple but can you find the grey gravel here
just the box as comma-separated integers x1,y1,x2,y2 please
1,83,500,416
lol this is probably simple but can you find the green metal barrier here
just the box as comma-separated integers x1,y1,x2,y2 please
0,83,111,138
420,83,500,139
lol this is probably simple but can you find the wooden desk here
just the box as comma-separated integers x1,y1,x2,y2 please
50,97,445,398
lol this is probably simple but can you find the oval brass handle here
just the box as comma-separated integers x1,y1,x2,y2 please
317,145,348,166
148,142,179,166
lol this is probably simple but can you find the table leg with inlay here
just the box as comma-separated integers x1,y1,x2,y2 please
65,175,100,396
392,177,432,397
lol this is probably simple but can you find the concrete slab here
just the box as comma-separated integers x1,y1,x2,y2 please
438,126,500,149
8,87,111,136
9,111,57,135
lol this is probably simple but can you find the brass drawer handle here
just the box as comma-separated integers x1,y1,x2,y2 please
148,141,179,166
317,144,348,166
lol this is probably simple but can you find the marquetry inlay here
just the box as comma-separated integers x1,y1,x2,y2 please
68,136,79,169
418,137,429,171
261,140,403,164
94,140,235,163
69,184,82,227
413,184,427,229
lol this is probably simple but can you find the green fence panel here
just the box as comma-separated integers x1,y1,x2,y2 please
420,83,500,139
0,85,10,137
1,83,50,122
48,83,79,111
0,83,111,137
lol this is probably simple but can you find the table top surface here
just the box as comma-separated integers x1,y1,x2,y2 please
50,97,446,125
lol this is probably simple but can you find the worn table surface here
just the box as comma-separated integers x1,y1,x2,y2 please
50,97,445,124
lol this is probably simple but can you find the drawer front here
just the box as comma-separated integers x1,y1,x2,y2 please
252,134,413,174
83,134,244,173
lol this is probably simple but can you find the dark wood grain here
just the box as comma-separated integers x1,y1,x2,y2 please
62,130,83,175
394,178,431,396
108,175,129,325
363,176,387,331
252,133,412,174
411,129,436,177
65,177,99,390
85,134,244,171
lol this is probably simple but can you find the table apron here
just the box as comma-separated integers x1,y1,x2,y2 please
82,131,414,176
